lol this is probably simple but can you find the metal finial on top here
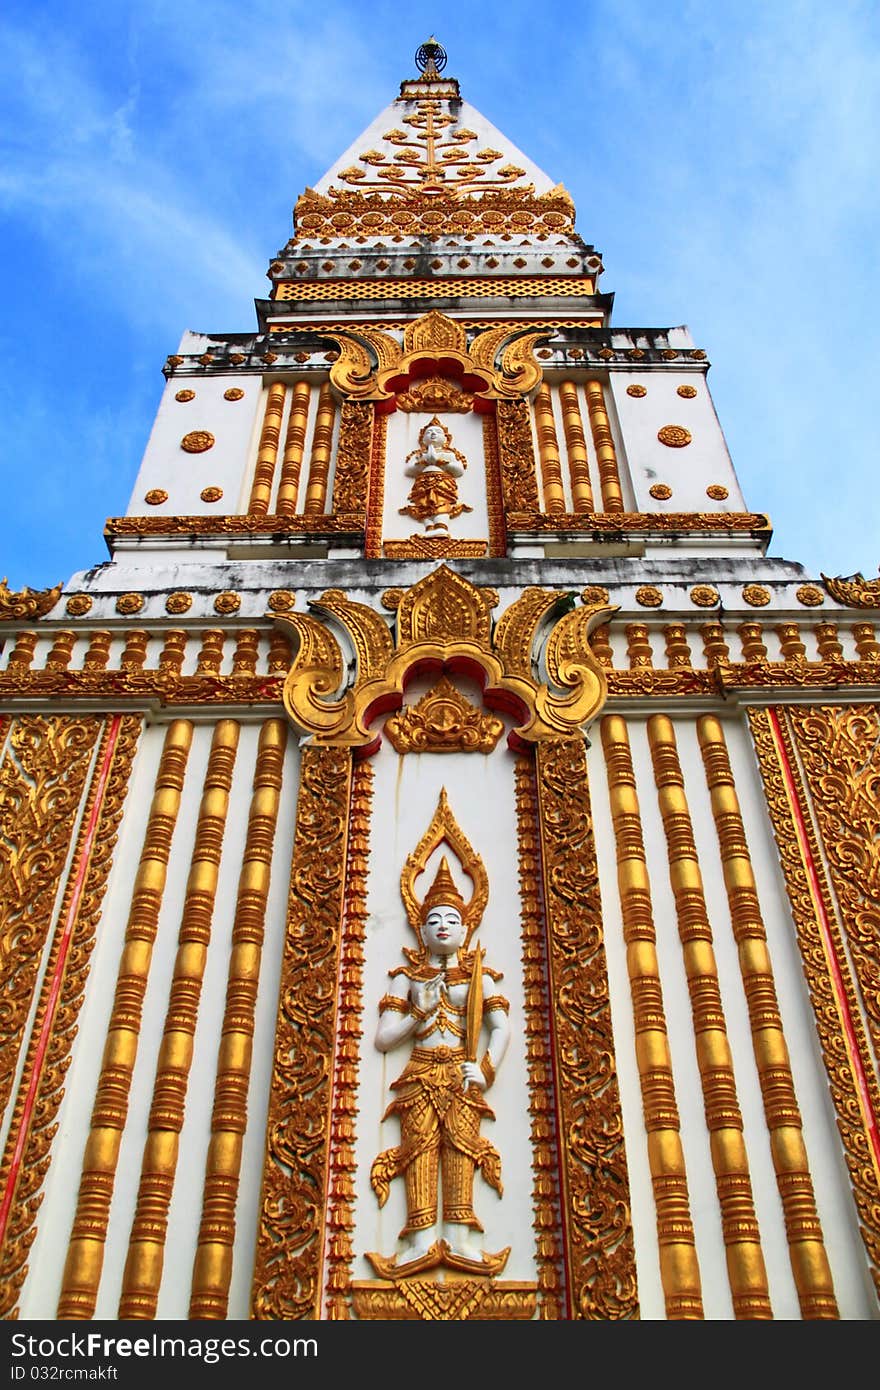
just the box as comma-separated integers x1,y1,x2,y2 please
415,36,447,75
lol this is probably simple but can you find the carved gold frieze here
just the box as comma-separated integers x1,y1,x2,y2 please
105,514,366,539
383,539,488,560
278,566,612,753
293,185,576,242
506,511,771,534
384,676,504,754
349,1278,536,1320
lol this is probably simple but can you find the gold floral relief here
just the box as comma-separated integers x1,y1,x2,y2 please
0,718,102,1131
331,400,372,515
748,707,880,1297
534,739,638,1318
496,399,541,512
787,705,880,1070
251,745,353,1320
0,716,140,1317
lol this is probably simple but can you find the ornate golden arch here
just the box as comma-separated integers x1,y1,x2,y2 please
276,565,612,752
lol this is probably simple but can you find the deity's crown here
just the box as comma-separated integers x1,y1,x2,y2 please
420,856,466,921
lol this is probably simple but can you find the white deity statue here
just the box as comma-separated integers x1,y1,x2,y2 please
367,857,510,1278
399,417,472,529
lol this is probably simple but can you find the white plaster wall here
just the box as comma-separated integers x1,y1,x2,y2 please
126,376,264,517
609,372,746,514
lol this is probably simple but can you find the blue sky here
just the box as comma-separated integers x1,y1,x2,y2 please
1,0,878,589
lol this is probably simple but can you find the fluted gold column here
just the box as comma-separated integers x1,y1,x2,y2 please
585,380,624,512
276,382,311,515
118,721,239,1319
647,714,772,1318
697,716,838,1318
58,720,194,1319
601,716,703,1319
558,380,593,512
249,382,286,514
303,383,335,515
189,720,287,1319
533,384,565,513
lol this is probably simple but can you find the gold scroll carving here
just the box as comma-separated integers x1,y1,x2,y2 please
534,738,638,1318
0,579,62,620
786,706,880,1074
821,573,880,608
0,719,102,1127
748,707,880,1298
0,716,140,1318
330,400,372,516
251,745,352,1319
